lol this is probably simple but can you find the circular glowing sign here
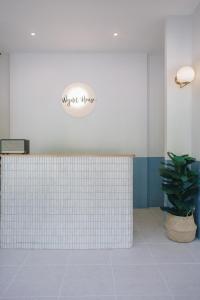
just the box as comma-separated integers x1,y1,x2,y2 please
61,82,96,117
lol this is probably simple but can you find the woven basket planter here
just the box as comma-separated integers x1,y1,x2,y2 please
165,213,197,243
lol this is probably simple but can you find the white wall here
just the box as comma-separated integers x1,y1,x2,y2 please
192,4,200,160
165,16,193,156
10,53,149,155
0,54,10,138
148,54,164,157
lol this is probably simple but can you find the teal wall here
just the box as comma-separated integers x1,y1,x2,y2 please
133,157,164,208
139,158,200,239
192,161,200,239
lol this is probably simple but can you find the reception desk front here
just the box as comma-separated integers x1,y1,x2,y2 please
0,154,134,249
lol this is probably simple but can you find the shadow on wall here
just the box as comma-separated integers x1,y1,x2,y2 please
133,157,164,208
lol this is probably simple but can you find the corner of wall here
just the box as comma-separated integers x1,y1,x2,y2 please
0,53,10,138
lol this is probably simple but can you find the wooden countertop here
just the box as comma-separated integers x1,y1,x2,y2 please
0,153,135,157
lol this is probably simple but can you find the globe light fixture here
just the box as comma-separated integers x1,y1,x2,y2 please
175,66,195,88
61,82,96,118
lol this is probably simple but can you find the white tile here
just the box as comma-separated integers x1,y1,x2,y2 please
67,250,111,265
148,243,195,263
3,266,65,297
1,156,133,249
113,265,169,296
0,249,29,266
60,266,114,296
24,249,70,265
111,244,156,265
0,267,18,296
159,264,200,296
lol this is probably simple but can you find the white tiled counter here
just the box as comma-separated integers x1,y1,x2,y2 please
0,154,133,249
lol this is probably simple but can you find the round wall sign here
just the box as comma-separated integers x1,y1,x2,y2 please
61,82,96,118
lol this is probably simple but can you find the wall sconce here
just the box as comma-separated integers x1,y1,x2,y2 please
175,66,195,88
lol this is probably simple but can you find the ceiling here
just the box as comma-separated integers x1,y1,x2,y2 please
0,0,199,53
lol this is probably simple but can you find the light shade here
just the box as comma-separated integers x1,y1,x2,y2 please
61,82,96,118
175,66,195,88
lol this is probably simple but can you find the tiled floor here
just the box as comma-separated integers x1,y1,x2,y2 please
0,208,200,300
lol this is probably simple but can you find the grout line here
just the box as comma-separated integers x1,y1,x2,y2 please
147,243,174,299
0,297,59,299
0,251,30,296
1,261,200,267
109,251,118,300
0,295,136,299
0,208,199,299
57,265,68,300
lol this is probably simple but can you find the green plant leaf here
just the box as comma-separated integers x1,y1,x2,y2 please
162,184,182,195
160,168,180,180
160,206,180,216
160,162,175,168
182,186,199,200
160,152,199,216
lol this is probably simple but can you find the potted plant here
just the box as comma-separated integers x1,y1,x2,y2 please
160,152,199,242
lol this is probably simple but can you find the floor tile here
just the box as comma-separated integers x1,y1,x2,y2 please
133,230,146,243
24,249,70,265
60,265,114,296
159,264,200,296
116,297,173,300
173,297,200,300
0,267,18,296
67,250,111,265
3,266,65,297
0,297,58,300
111,244,156,265
134,208,163,226
133,216,158,229
149,208,165,221
148,242,195,263
59,297,115,300
113,265,169,296
0,208,200,300
0,249,28,266
186,240,200,262
139,227,171,243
